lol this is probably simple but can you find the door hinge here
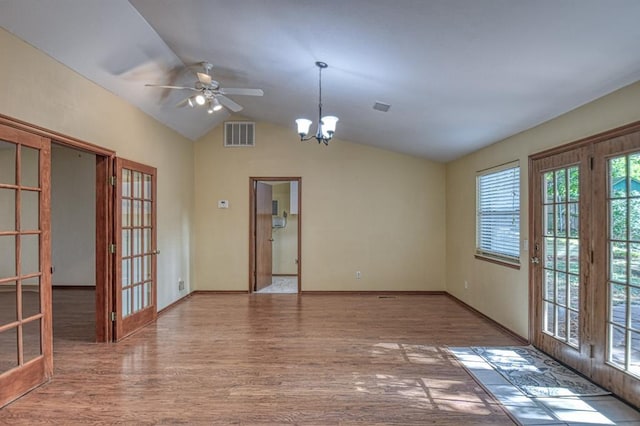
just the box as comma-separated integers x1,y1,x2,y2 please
591,250,594,263
109,243,116,254
109,175,117,186
590,157,594,170
110,311,116,322
589,344,595,358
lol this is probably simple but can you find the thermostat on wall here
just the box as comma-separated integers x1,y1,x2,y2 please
218,200,229,209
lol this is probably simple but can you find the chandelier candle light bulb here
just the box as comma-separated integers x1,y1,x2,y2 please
295,61,339,145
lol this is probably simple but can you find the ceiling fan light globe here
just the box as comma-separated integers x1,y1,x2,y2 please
195,94,206,105
296,118,312,137
212,98,223,111
187,97,195,108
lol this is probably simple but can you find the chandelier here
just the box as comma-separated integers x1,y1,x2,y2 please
295,61,339,145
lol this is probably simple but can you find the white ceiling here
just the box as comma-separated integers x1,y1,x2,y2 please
2,1,640,162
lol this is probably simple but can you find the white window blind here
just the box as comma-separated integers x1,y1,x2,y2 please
476,164,520,263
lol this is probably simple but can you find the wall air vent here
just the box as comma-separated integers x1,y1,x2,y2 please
224,121,255,147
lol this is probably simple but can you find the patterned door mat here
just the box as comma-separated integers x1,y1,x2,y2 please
471,346,610,398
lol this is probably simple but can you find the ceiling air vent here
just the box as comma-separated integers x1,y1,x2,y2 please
373,101,391,112
224,121,255,147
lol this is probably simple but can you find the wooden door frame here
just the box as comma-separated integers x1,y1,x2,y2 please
249,177,302,293
0,114,115,342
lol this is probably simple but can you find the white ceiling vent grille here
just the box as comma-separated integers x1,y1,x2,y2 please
224,121,255,147
373,101,391,112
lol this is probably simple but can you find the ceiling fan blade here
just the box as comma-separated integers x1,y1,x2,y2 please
197,72,212,86
219,88,264,96
145,84,197,91
175,97,190,108
217,95,243,112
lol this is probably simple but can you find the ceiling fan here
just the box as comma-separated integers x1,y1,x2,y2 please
145,62,263,113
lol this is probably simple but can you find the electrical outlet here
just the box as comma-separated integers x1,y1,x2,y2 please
356,271,361,280
178,279,185,291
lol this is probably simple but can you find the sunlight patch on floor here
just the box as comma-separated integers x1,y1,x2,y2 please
353,343,507,417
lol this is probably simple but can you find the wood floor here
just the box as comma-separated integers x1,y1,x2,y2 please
0,292,523,425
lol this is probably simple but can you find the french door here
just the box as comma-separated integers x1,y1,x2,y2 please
531,128,640,407
531,146,592,372
113,158,157,341
0,124,52,407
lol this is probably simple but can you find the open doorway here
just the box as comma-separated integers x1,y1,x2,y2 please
49,139,113,344
50,143,96,342
249,177,301,294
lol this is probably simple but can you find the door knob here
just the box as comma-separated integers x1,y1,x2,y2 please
152,249,161,255
531,256,540,264
268,238,274,242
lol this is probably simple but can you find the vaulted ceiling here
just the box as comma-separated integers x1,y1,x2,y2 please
2,0,640,162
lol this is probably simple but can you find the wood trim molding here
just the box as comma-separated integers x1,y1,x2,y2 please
0,113,116,157
52,285,96,290
248,177,302,294
529,119,640,160
191,290,250,295
527,155,536,342
302,291,447,295
474,255,521,270
446,293,529,344
95,155,112,343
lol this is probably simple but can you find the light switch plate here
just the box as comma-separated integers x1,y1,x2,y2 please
218,200,229,209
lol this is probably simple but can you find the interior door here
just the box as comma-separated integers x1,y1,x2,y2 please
531,146,592,373
113,158,157,341
255,182,273,291
0,124,52,407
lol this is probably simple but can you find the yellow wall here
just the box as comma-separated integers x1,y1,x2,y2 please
0,28,194,309
194,120,447,291
445,80,640,338
271,182,298,275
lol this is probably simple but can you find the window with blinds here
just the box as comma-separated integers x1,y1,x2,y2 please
476,163,520,264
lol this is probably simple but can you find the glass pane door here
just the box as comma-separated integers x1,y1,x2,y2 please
531,146,590,379
541,166,581,347
0,125,51,408
114,158,157,341
606,152,640,377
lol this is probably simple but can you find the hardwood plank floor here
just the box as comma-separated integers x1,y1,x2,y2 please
0,293,522,425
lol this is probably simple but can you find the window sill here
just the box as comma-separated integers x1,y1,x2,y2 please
474,254,521,270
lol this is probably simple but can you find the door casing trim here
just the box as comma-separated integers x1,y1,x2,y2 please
0,113,115,342
248,177,302,294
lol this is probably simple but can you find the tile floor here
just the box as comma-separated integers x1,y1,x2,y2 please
255,276,298,293
450,347,640,426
